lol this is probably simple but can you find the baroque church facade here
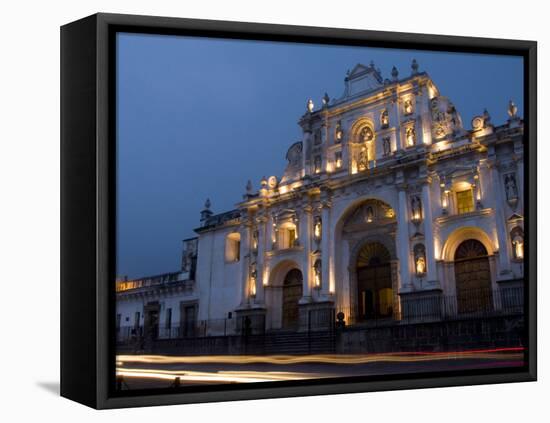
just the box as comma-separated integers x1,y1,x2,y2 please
116,61,525,339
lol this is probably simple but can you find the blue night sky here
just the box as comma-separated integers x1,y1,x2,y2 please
116,32,523,279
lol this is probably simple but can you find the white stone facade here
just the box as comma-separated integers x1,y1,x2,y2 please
117,61,524,338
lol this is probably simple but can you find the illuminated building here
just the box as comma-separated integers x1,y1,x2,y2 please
116,61,524,338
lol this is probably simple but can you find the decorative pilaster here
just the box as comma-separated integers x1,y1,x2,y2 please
239,218,252,306
299,204,313,301
391,93,402,150
397,186,412,291
255,213,267,303
421,182,437,284
490,164,512,278
266,212,275,251
320,200,332,298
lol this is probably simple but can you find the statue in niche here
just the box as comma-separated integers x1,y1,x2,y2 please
335,121,343,143
360,126,374,142
313,216,322,241
313,259,322,287
411,195,422,221
358,148,368,171
406,126,416,146
382,137,391,156
505,174,518,201
404,99,413,115
414,244,426,275
365,206,374,223
250,262,257,280
381,110,389,128
511,228,524,260
252,230,259,253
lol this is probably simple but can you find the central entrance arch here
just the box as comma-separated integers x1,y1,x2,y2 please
356,242,393,321
282,269,303,329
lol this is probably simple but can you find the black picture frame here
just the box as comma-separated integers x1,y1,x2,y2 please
61,12,537,409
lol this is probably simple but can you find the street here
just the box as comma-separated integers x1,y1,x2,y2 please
115,347,525,390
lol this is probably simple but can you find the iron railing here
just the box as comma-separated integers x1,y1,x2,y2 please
335,286,523,327
116,286,523,343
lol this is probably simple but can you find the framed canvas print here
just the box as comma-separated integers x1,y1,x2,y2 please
60,13,537,409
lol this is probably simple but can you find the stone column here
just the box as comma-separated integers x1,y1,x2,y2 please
239,220,252,305
391,94,403,150
299,205,313,301
490,164,512,278
418,86,433,146
397,187,411,290
255,214,267,303
320,201,332,297
421,182,437,284
265,212,276,251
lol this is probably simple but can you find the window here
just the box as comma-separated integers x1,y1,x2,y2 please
335,151,342,168
134,311,141,330
314,155,322,173
456,189,475,214
225,232,241,262
165,308,172,330
288,228,296,246
277,224,297,249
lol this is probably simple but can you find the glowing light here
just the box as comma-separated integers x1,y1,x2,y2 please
314,218,322,240
249,278,257,297
117,347,524,366
335,157,342,168
514,240,524,259
351,161,358,175
415,256,426,275
404,99,413,114
116,367,321,384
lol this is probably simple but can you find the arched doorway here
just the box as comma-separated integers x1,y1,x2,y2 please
356,242,393,321
282,269,303,329
454,239,493,314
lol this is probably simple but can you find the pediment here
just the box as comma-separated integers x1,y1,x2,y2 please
345,63,383,97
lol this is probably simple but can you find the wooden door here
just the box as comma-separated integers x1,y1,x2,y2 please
282,269,303,330
454,240,493,314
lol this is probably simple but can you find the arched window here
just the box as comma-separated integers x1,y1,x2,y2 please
225,232,241,262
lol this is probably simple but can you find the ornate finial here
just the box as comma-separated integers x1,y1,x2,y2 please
246,179,253,194
411,59,419,74
322,92,330,107
391,66,399,81
508,100,518,118
260,176,267,187
204,198,211,210
307,99,314,113
369,60,375,68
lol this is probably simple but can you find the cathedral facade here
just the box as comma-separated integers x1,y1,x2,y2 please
116,61,525,339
